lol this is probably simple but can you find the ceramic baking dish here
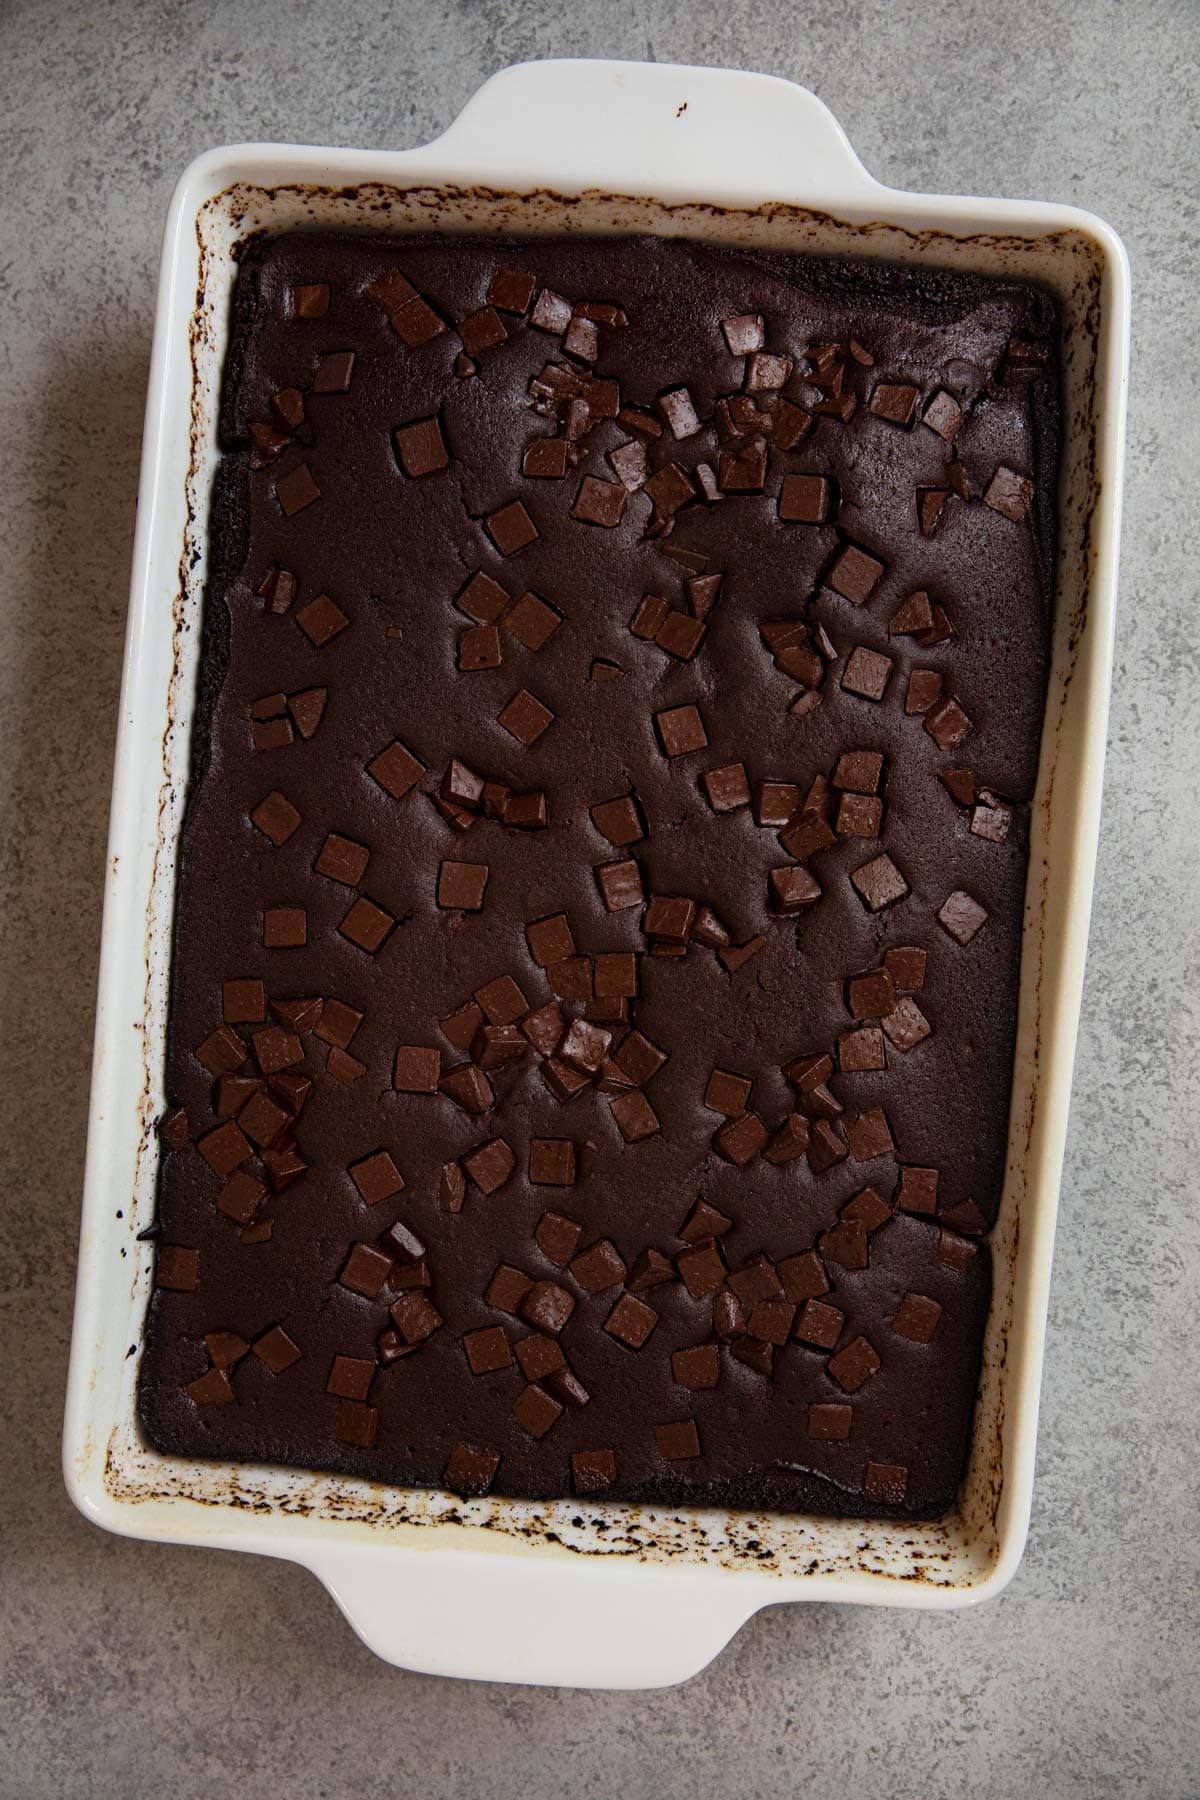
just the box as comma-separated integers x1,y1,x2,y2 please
63,58,1129,1689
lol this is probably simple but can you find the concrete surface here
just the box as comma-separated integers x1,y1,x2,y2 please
2,0,1197,1794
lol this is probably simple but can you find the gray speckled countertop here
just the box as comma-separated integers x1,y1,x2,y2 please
3,2,1197,1794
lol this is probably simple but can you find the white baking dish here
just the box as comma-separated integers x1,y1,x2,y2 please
63,58,1129,1689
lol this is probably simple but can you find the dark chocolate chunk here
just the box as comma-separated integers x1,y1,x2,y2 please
828,1335,881,1394
938,890,989,944
779,474,832,523
983,465,1034,521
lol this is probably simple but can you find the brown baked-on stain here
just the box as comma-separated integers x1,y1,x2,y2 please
109,170,1105,1581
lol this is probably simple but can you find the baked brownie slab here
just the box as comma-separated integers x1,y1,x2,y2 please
139,232,1059,1518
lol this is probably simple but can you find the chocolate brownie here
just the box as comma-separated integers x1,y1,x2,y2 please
138,232,1060,1518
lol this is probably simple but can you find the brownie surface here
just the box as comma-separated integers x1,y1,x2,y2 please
139,231,1060,1518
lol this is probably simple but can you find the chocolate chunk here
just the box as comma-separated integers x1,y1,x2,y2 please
348,1150,404,1206
202,1331,248,1372
523,437,571,480
392,1045,441,1093
677,1200,731,1245
462,1136,516,1195
844,1107,894,1162
393,414,449,480
458,305,507,355
676,1238,726,1298
906,669,943,715
275,462,321,516
326,1355,376,1402
250,790,301,847
292,281,329,318
505,591,561,651
769,865,822,913
459,1325,511,1376
835,793,883,839
924,696,972,751
717,437,768,492
850,854,909,912
295,593,349,647
644,463,697,520
558,1018,611,1077
626,1248,676,1293
237,1091,290,1150
155,1245,199,1291
807,1403,852,1441
256,567,296,614
529,287,572,333
882,997,932,1052
754,780,800,827
884,947,927,994
794,1298,844,1350
598,1291,658,1355
596,859,644,912
438,1063,494,1115
848,967,896,1019
983,465,1034,521
393,295,447,347
828,1335,881,1393
338,896,395,953
186,1368,234,1406
938,889,989,944
938,1227,976,1270
745,351,792,391
339,1243,394,1299
559,314,597,363
655,703,707,758
704,1069,751,1116
842,646,894,701
252,715,293,751
457,623,503,672
253,1326,301,1373
325,1048,365,1085
656,386,702,439
869,383,919,426
570,475,627,528
523,1138,575,1190
780,813,837,860
487,500,539,556
311,350,354,394
700,762,750,814
894,1293,943,1343
160,1107,191,1148
917,605,955,648
778,1251,829,1304
918,490,951,537
644,895,696,944
655,1419,701,1460
498,688,553,746
971,796,1013,842
768,396,813,450
197,1120,252,1176
609,1090,659,1142
940,766,977,807
520,1279,575,1335
727,1258,781,1303
712,1291,747,1341
654,610,707,660
673,1343,720,1390
942,1198,989,1237
730,1334,774,1375
746,1299,796,1346
899,1159,935,1216
827,544,884,604
779,474,832,524
366,741,424,805
445,1442,501,1496
721,314,765,354
591,793,646,849
839,1026,886,1072
333,1400,377,1448
784,1051,832,1092
820,1217,867,1270
863,1461,909,1504
390,1292,442,1346
315,832,370,887
714,1111,768,1165
764,1115,811,1163
833,752,885,797
196,1026,248,1076
473,974,527,1026
437,860,489,911
216,1170,264,1224
807,1119,848,1173
922,389,963,440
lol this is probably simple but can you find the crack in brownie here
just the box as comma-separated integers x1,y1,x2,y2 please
139,232,1060,1518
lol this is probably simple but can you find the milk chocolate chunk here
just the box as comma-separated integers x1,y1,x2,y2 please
780,813,837,860
869,383,919,426
717,437,768,492
848,967,896,1019
938,889,989,944
722,314,765,354
275,462,321,516
609,1090,660,1142
437,860,489,911
498,688,554,745
679,1199,731,1242
885,943,927,993
295,593,348,647
655,1420,701,1461
520,1279,575,1336
487,500,539,555
795,1298,844,1350
971,796,1012,842
714,1111,768,1165
390,1292,442,1346
391,1045,441,1094
644,462,696,518
770,865,822,913
842,646,894,701
850,854,909,912
338,896,394,953
602,1292,658,1350
438,1063,494,1115
835,793,883,839
882,997,932,1052
839,1026,886,1072
940,767,977,807
186,1368,234,1406
984,465,1034,521
197,1120,253,1176
924,696,972,751
777,1251,829,1304
730,1334,774,1375
820,1216,868,1271
828,543,885,604
864,1461,909,1503
828,1335,881,1393
253,1326,301,1373
655,610,707,660
807,1119,848,1173
833,752,884,795
571,476,627,527
894,1293,943,1343
596,859,644,913
922,389,963,440
917,605,954,648
676,1238,726,1298
673,1343,720,1390
918,490,951,537
755,780,801,827
626,1248,676,1293
761,1115,809,1164
462,1136,516,1195
779,473,833,523
807,1403,852,1441
746,350,792,391
713,1291,747,1340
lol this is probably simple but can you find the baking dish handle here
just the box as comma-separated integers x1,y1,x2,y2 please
425,58,883,206
308,1546,759,1689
